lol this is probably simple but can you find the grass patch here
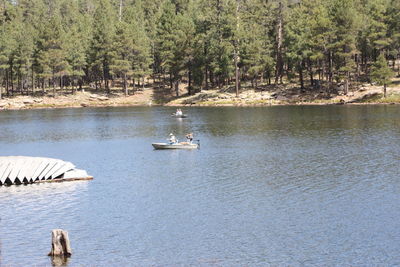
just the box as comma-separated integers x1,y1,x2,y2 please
196,100,238,105
358,93,400,103
243,99,274,105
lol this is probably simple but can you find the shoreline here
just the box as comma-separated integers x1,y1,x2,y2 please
1,84,400,111
1,98,399,111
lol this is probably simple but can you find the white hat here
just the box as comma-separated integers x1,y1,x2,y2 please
169,133,173,136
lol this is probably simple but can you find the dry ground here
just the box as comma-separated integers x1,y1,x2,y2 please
1,76,400,110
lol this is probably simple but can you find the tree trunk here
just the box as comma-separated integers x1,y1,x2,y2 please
234,49,239,96
31,65,35,95
106,79,110,94
52,71,56,97
274,2,283,84
308,59,314,87
123,73,127,96
235,0,240,96
205,67,209,90
188,69,192,95
10,65,14,95
383,83,387,98
119,0,123,22
42,78,45,95
174,80,180,97
5,69,9,96
103,60,110,93
162,71,166,88
299,62,304,90
48,229,72,257
17,69,21,94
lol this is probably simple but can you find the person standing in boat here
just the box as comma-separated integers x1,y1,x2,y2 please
169,133,177,144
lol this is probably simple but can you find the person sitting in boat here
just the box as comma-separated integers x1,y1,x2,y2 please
168,133,177,144
185,133,193,143
176,109,183,116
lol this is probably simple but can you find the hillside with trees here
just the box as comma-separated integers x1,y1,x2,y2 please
0,0,399,105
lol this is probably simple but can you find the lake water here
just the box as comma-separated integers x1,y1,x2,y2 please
1,106,400,266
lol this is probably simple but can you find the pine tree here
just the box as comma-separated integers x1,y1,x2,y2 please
88,0,116,92
285,0,313,89
110,20,134,95
358,0,390,65
286,0,332,90
125,3,152,92
371,54,394,97
240,0,274,88
37,16,69,97
328,0,360,94
156,0,194,96
386,0,400,73
63,0,90,93
0,2,15,98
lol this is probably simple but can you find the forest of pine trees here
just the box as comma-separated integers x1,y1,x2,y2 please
0,0,399,99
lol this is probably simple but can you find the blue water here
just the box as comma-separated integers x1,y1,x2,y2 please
1,106,400,266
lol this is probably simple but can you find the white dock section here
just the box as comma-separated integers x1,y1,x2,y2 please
0,156,92,186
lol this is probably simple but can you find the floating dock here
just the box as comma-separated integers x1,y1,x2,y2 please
0,156,93,186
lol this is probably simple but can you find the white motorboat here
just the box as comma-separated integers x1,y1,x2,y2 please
171,113,187,118
152,141,199,149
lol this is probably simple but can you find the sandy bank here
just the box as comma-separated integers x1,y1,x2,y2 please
167,80,400,107
1,79,400,110
0,90,154,110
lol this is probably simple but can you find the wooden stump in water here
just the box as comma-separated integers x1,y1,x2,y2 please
48,229,72,257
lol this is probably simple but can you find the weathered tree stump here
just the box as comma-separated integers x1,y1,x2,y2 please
48,229,72,257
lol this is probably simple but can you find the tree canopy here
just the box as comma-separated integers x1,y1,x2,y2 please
0,0,398,98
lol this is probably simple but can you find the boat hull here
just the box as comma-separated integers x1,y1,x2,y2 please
171,114,187,118
152,143,198,149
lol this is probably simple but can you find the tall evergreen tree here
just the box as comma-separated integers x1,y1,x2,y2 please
386,0,400,72
240,0,274,88
156,0,194,96
371,53,394,97
328,0,360,94
37,16,69,96
88,0,116,92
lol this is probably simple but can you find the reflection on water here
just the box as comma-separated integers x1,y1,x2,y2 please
1,106,400,266
51,255,69,267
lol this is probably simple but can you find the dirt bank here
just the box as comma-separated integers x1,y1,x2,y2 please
1,78,400,110
0,89,154,110
167,78,400,106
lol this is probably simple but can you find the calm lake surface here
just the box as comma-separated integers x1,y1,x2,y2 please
1,105,400,266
